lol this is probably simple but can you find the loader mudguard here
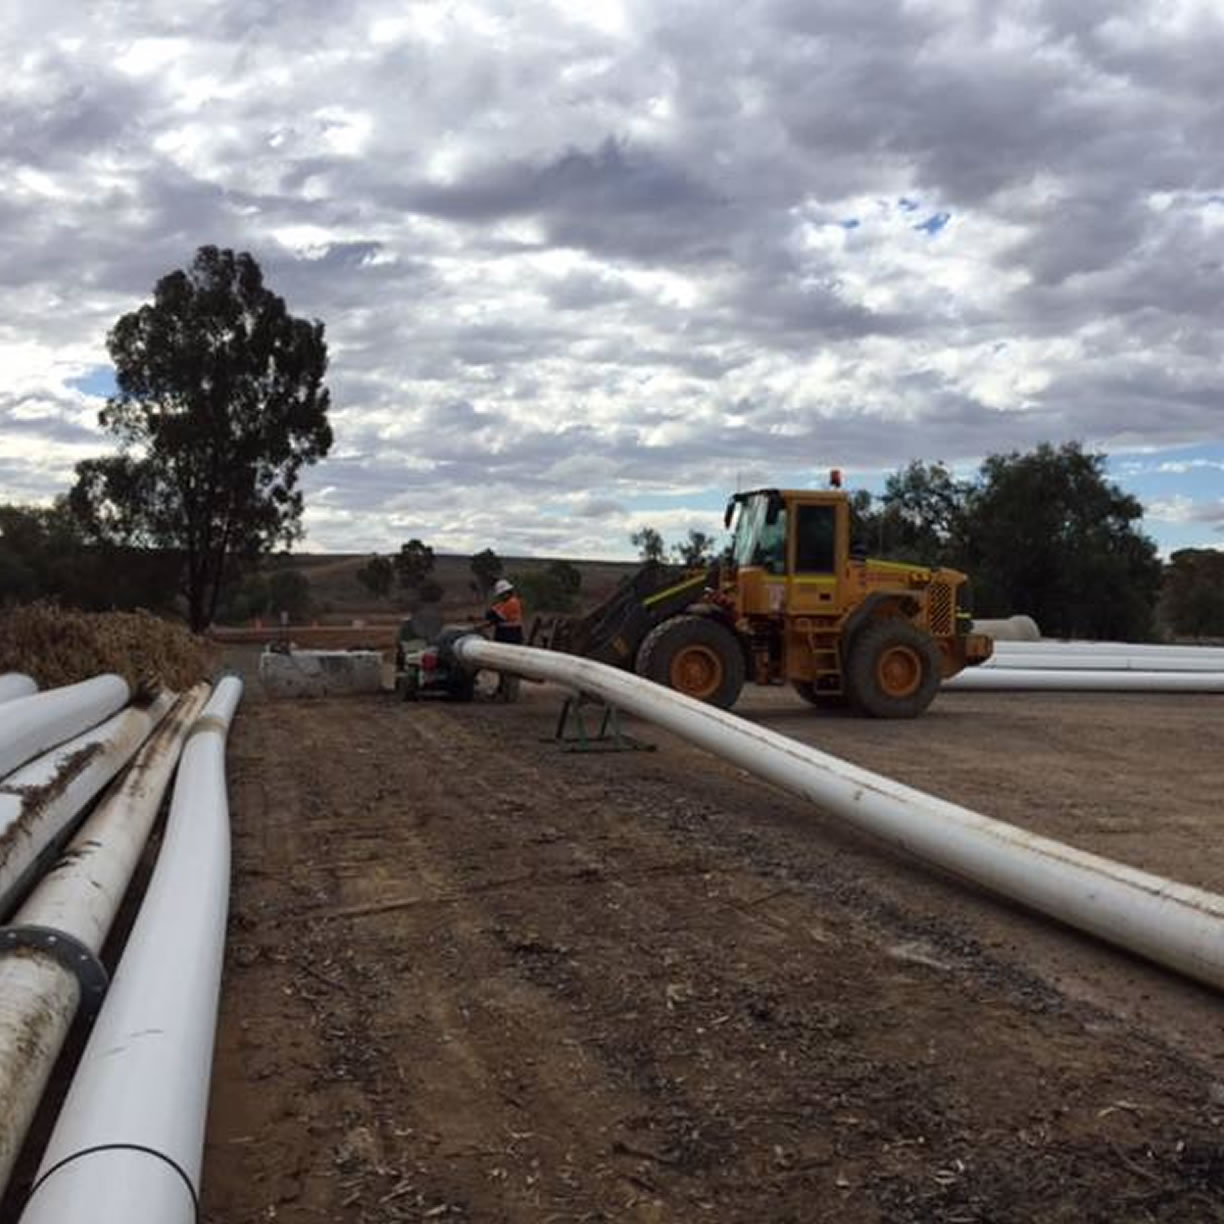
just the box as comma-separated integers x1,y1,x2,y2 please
841,591,921,654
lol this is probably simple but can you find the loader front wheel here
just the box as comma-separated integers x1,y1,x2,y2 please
636,615,745,709
844,618,941,718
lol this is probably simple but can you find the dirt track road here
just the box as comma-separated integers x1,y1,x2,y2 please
203,678,1224,1223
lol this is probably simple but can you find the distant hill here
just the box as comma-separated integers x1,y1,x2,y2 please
250,552,643,624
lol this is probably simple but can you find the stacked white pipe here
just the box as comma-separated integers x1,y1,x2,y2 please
20,676,243,1224
0,686,210,1192
0,675,130,780
946,639,1224,692
0,677,173,915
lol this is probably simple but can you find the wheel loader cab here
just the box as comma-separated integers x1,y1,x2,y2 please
725,489,847,622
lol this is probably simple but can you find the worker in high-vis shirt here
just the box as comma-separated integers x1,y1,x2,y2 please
484,578,524,701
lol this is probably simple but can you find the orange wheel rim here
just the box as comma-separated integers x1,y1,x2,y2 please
670,645,723,699
876,645,922,698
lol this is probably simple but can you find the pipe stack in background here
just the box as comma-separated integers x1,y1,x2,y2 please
946,638,1224,692
0,672,243,1220
0,674,38,704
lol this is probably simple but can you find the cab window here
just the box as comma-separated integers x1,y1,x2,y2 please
731,494,787,574
795,504,836,573
754,508,787,573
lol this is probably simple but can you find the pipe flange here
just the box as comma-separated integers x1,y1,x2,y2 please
0,924,109,1017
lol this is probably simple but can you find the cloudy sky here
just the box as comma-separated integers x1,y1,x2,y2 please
2,0,1222,561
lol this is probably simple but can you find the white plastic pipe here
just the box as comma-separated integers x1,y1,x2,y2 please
981,652,1224,672
0,674,37,705
456,637,1224,990
947,668,1224,692
0,686,210,1197
0,675,130,781
20,677,242,1224
991,640,1224,660
0,693,175,916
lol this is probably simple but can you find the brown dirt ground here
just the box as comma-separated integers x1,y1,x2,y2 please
201,665,1224,1223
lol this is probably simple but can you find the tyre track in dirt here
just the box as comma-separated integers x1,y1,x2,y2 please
204,686,1224,1223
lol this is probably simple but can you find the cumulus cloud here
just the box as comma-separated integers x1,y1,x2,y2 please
2,0,1223,556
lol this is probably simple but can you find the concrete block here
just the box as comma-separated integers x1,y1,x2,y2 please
259,648,387,697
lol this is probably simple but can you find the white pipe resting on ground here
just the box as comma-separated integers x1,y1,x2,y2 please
0,674,37,705
0,685,211,1198
0,692,175,917
991,640,1224,659
0,675,130,781
981,652,1224,672
947,668,1224,692
20,677,242,1224
456,637,1224,990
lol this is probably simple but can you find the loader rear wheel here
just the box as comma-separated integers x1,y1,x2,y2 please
845,619,940,719
636,615,745,709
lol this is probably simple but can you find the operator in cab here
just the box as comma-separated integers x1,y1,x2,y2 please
484,578,524,701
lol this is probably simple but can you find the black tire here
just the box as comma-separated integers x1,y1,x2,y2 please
791,681,848,710
397,673,419,702
447,671,476,702
636,615,745,709
844,618,940,719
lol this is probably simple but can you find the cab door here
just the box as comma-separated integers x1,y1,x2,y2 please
786,500,842,617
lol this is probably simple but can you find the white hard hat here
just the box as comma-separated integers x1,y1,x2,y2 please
493,578,514,596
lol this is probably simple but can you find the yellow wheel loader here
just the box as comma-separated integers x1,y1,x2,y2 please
531,486,992,718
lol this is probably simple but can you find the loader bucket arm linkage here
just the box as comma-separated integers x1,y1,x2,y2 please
528,562,715,671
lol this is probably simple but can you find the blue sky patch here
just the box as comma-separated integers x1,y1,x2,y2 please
915,211,951,235
67,367,117,399
1109,442,1224,554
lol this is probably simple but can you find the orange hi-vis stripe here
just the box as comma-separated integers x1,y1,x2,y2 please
495,594,524,627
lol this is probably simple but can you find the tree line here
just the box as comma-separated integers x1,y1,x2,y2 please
0,248,1218,639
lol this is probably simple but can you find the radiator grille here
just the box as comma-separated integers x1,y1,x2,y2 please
927,581,955,636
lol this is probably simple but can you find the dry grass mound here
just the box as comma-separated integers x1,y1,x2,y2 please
0,605,215,693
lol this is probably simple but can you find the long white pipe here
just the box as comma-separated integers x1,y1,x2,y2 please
20,677,242,1224
0,674,37,705
0,676,130,781
947,668,1224,692
981,652,1224,672
0,686,210,1198
456,637,1224,989
992,640,1224,659
0,693,175,916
